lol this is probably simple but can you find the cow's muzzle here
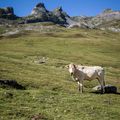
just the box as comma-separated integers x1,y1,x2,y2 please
70,73,73,76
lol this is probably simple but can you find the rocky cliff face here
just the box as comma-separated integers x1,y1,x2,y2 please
0,7,18,20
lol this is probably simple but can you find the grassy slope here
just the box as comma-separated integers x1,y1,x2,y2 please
0,27,120,120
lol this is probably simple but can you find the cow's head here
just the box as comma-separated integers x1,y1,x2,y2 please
66,63,76,76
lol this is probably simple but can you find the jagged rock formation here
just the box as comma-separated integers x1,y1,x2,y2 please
52,7,69,24
0,3,120,32
22,3,70,25
31,3,48,15
0,7,18,20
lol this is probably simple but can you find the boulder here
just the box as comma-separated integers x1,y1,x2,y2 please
93,85,117,93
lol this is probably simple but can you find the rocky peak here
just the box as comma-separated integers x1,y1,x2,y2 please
53,6,69,18
53,7,65,15
54,7,63,12
0,7,17,19
36,3,45,8
0,7,14,16
31,3,48,15
51,6,70,25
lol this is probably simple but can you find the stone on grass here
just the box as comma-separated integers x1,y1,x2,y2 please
93,85,117,93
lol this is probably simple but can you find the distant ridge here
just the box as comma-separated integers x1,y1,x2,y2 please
0,3,120,32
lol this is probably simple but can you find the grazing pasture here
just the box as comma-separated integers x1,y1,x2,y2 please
0,27,120,120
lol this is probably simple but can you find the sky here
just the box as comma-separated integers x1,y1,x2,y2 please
0,0,120,17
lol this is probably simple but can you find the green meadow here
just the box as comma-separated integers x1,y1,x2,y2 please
0,27,120,120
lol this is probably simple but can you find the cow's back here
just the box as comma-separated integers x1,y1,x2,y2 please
77,65,104,80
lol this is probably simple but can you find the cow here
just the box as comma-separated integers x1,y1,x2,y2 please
66,63,105,93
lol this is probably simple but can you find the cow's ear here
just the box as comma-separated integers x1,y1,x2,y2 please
73,64,76,68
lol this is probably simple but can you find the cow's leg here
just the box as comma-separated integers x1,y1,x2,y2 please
102,80,105,93
77,82,80,92
102,77,105,86
100,73,105,93
77,81,83,93
97,77,105,94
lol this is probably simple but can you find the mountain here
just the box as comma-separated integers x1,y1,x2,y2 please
0,3,120,32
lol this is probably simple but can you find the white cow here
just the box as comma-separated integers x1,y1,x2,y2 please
66,63,105,93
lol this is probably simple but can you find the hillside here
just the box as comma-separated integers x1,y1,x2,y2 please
0,27,120,120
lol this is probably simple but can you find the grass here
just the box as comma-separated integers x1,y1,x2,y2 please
0,27,6,34
0,27,120,120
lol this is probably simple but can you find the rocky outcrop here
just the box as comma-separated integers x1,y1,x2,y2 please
52,7,70,24
72,9,120,29
23,5,120,29
31,3,48,15
22,3,49,23
0,3,120,32
0,7,18,20
22,3,70,25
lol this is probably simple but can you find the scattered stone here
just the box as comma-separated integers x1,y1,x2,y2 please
34,57,46,64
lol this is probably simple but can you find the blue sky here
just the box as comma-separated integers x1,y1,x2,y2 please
0,0,120,17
